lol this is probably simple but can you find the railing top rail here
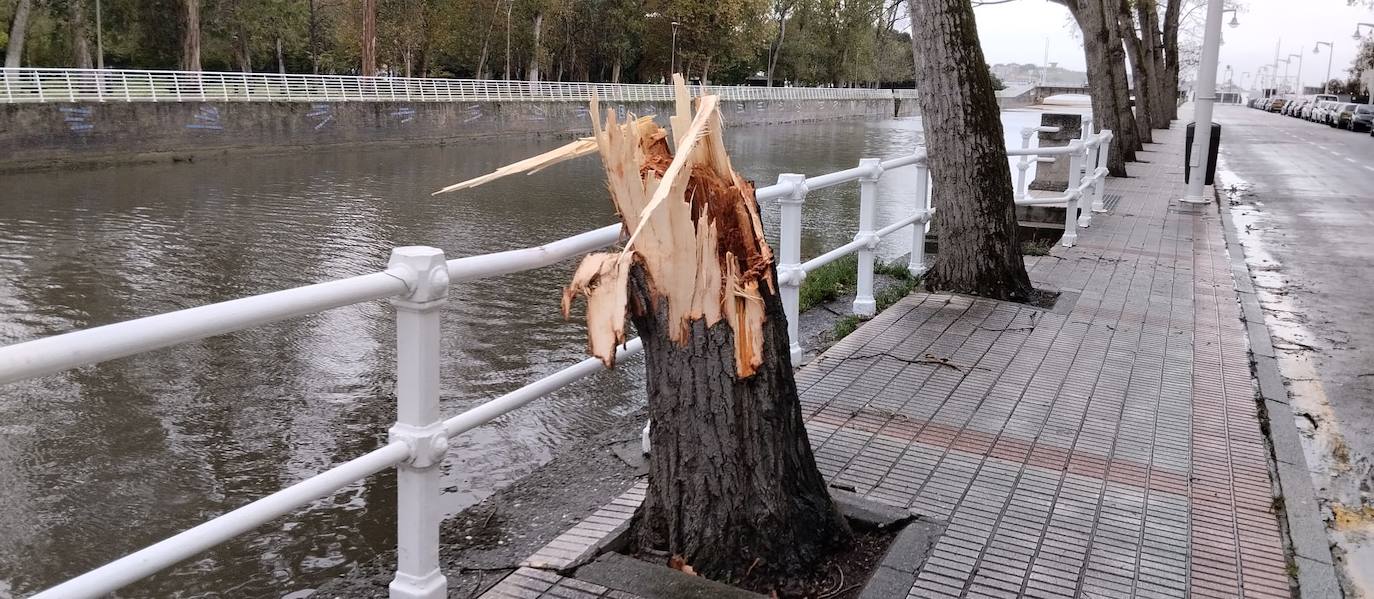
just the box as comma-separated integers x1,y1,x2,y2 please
0,67,917,104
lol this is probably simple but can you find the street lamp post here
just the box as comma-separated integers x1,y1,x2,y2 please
1181,1,1238,204
1287,53,1304,95
1314,42,1334,94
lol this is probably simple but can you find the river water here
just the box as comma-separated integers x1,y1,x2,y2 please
0,109,1051,597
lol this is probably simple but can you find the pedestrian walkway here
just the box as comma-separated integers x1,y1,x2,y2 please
481,125,1294,599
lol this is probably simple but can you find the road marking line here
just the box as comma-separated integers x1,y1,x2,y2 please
1365,166,1374,173
1346,157,1358,164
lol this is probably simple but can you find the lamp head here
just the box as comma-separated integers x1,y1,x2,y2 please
1355,27,1363,41
1228,14,1240,28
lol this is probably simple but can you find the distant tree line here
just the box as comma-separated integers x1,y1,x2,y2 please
1,0,915,86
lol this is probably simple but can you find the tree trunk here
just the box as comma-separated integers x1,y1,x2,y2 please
1116,0,1153,143
1161,0,1181,119
361,0,377,76
180,0,201,71
309,0,320,73
474,0,502,78
909,0,1033,301
610,56,621,83
4,0,32,68
1063,0,1132,174
1100,0,1141,153
629,266,850,579
276,36,286,74
767,10,788,87
70,0,94,69
1137,0,1170,128
528,11,543,82
235,28,252,73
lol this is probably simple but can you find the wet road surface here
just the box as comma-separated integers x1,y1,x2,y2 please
1213,103,1374,595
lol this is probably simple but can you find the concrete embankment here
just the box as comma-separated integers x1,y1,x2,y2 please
2,97,904,171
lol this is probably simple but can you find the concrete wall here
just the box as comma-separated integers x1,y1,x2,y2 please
1,98,895,170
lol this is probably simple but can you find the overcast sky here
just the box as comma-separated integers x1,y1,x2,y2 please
969,0,1374,90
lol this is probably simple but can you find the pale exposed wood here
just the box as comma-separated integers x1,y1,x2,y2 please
431,136,600,195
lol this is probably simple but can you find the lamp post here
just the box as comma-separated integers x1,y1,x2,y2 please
1287,53,1304,95
1314,42,1334,93
1276,58,1289,93
1181,0,1238,204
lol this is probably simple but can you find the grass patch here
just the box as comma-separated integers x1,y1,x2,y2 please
833,315,864,339
1021,238,1055,256
798,254,859,312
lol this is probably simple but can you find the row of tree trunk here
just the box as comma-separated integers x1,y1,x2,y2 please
1051,0,1184,177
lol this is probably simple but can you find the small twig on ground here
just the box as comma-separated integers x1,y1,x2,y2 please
819,564,845,598
481,506,498,529
820,582,862,599
744,557,762,578
845,352,966,371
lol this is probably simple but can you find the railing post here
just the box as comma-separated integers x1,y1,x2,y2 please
1014,128,1033,201
909,155,930,277
386,246,450,599
853,158,882,316
1091,130,1112,213
1062,141,1083,247
776,173,807,366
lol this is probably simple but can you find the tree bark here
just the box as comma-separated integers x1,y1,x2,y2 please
70,0,94,69
361,0,377,76
180,0,201,71
629,265,850,579
1137,0,1171,128
1059,0,1133,174
909,0,1033,301
1116,0,1153,143
528,11,543,82
1161,0,1181,119
276,36,286,74
4,0,32,68
1100,0,1141,153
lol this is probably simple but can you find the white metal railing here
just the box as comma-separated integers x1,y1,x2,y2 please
0,67,915,104
0,126,1112,599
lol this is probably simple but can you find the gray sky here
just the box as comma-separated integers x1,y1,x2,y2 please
970,0,1374,90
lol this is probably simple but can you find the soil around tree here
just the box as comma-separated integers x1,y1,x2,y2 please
622,519,899,599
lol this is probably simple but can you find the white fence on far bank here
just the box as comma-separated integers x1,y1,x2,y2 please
0,67,920,104
0,122,1110,599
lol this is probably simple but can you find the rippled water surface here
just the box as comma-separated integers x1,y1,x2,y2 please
0,111,1045,597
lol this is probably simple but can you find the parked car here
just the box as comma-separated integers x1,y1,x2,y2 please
1333,103,1358,127
1345,104,1374,132
1268,98,1288,113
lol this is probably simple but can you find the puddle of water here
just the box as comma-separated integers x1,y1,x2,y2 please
1219,161,1374,596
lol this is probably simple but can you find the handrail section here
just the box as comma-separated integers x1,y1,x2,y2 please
0,67,919,104
3,125,1112,599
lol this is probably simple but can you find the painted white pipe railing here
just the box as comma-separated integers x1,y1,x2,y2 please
0,67,917,104
2,126,1113,599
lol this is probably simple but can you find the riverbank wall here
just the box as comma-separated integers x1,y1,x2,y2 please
1,97,901,171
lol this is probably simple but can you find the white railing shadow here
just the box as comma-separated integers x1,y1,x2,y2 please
0,127,1112,599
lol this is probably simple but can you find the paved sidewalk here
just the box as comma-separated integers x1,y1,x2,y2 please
800,125,1289,599
481,125,1298,599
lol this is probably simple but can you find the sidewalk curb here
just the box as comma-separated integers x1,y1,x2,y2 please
1214,192,1343,599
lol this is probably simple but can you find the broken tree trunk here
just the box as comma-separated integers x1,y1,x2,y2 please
437,77,851,583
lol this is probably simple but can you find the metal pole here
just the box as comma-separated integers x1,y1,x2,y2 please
1288,53,1303,95
1181,0,1226,203
852,159,881,316
909,157,930,278
776,173,806,365
386,246,449,599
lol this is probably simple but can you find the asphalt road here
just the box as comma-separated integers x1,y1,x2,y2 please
1212,103,1374,595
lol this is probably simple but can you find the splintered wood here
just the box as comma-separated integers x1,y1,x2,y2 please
438,76,775,378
